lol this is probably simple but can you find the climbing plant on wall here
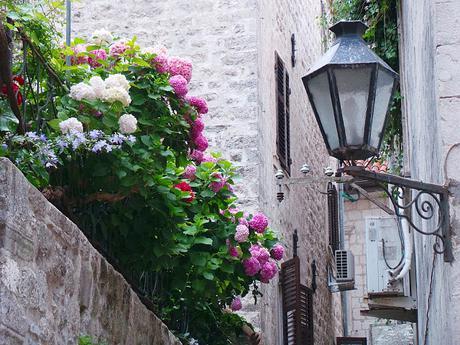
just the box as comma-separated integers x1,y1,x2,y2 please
327,0,402,171
0,2,284,344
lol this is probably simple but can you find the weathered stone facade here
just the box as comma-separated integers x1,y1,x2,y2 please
71,0,342,343
0,158,180,345
399,0,460,343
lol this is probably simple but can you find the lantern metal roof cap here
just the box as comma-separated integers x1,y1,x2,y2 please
304,20,398,80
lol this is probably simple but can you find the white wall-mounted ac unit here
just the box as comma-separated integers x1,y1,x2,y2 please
335,250,355,282
365,217,405,294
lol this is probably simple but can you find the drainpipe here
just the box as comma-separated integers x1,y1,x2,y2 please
338,183,349,336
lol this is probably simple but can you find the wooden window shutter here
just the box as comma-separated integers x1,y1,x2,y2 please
275,54,291,174
281,256,314,345
285,72,291,173
327,182,340,253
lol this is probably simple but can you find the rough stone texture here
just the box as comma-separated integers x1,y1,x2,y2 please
399,0,460,343
0,158,181,345
256,1,343,344
71,0,342,343
370,324,414,345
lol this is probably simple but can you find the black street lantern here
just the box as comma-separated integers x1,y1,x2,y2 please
302,20,399,161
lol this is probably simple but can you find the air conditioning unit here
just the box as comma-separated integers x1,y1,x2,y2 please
335,250,355,282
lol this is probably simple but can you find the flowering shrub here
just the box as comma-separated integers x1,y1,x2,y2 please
0,3,284,344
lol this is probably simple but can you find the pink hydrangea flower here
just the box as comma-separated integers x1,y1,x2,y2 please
168,56,193,82
249,244,270,266
191,118,205,137
231,297,242,311
186,96,208,114
234,225,249,243
109,42,128,57
169,75,188,96
190,149,204,163
210,172,226,193
243,257,261,276
270,244,284,261
194,134,209,151
153,54,169,73
249,212,269,233
229,246,239,257
260,260,278,282
88,49,107,68
182,165,197,180
71,44,88,65
238,217,249,227
202,154,217,163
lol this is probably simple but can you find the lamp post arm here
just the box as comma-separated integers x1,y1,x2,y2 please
342,166,452,263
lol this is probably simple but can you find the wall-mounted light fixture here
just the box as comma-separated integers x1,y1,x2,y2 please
277,21,452,262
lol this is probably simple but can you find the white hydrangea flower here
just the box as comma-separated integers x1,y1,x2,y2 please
103,87,132,107
104,73,130,91
141,44,167,55
118,114,137,134
69,82,96,101
88,76,106,99
91,29,113,45
59,117,84,134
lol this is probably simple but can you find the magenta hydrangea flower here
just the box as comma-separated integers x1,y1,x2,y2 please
231,297,242,311
186,96,208,114
202,154,217,163
190,149,204,163
249,244,270,266
238,217,249,227
88,49,107,68
169,75,188,97
234,224,249,243
191,118,205,137
210,172,226,193
182,165,197,180
168,56,193,82
260,260,278,282
71,44,88,65
270,243,285,261
229,246,239,258
153,54,169,73
195,134,209,152
243,257,261,276
109,42,128,57
249,212,269,233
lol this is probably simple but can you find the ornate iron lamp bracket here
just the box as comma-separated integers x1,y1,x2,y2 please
342,166,452,262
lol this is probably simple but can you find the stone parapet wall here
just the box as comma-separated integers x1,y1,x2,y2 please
0,158,180,345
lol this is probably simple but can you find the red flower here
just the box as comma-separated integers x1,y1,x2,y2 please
1,76,23,106
174,181,195,202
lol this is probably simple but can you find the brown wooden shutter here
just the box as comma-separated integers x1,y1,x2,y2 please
327,182,340,253
285,72,291,173
281,257,314,345
275,54,291,174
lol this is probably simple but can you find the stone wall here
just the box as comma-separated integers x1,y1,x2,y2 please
399,0,460,343
0,158,180,345
256,1,343,343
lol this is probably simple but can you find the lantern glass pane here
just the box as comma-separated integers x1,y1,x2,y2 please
370,69,395,148
307,72,340,150
334,67,372,146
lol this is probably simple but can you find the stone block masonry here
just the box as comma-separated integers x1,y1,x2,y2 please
0,158,180,345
